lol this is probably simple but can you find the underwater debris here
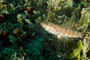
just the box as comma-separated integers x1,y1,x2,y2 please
41,22,83,38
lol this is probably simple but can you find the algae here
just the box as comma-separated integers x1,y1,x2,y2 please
0,0,90,60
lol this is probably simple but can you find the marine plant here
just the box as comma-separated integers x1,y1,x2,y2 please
0,0,90,60
78,8,90,32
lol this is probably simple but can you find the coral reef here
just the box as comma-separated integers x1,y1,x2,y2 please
0,0,90,60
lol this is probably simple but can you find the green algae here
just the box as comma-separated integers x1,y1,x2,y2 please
78,8,90,32
0,0,90,60
69,40,83,60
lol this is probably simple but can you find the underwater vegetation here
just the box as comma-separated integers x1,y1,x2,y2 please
0,0,90,60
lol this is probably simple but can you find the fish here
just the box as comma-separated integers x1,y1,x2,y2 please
40,22,84,38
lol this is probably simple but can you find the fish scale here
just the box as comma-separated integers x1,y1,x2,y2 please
41,22,83,38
